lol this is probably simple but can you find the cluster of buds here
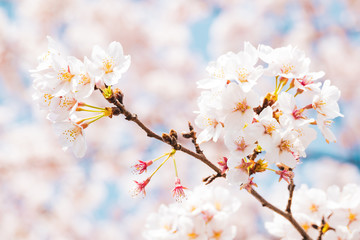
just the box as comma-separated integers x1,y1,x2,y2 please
31,37,130,157
195,42,343,189
266,184,360,239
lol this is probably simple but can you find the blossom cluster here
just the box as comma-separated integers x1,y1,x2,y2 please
31,37,130,157
143,186,241,240
195,42,343,188
266,184,360,239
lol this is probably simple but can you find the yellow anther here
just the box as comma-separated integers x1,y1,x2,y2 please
309,204,318,213
103,58,114,74
281,64,295,74
236,68,249,83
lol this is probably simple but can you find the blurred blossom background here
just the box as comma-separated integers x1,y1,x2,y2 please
0,0,359,239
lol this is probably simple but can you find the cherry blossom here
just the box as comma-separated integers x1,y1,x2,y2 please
312,80,343,119
53,121,87,158
221,82,259,129
258,44,311,79
87,41,131,87
264,130,303,168
131,160,153,175
172,177,187,202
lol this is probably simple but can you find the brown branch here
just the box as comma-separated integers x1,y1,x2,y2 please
104,90,311,239
182,122,204,155
105,92,224,177
250,188,312,240
203,172,223,185
286,179,295,213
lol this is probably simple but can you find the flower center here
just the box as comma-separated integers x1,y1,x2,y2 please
59,66,75,82
236,67,249,83
349,210,357,225
62,126,81,143
264,123,276,135
281,64,295,74
234,99,249,112
43,93,54,106
103,58,114,74
302,223,310,232
211,67,225,79
188,233,198,239
309,204,318,212
298,75,313,86
213,230,223,240
235,137,248,152
59,96,76,110
79,73,91,85
279,139,292,152
292,108,304,120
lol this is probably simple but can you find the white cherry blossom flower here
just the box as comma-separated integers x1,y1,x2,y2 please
258,44,310,79
327,184,360,209
264,130,303,168
198,42,263,92
31,36,62,73
195,111,224,143
72,57,96,99
317,115,337,143
197,52,231,90
144,186,241,240
222,82,259,130
87,41,131,87
178,215,207,240
197,89,224,112
253,106,281,149
266,213,319,240
53,121,87,158
291,123,317,150
206,213,236,240
34,54,84,97
143,205,183,240
312,80,343,119
277,92,312,127
32,91,56,110
47,93,78,122
224,126,257,159
294,71,324,92
292,185,329,220
226,156,250,186
225,42,263,92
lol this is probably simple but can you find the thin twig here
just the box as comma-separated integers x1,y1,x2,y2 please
203,172,223,185
286,179,295,213
182,121,204,155
250,188,312,240
105,93,224,177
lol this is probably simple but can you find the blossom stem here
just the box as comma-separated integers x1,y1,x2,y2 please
276,81,287,94
79,103,105,110
284,85,293,92
173,156,179,178
265,167,277,172
275,76,279,90
86,114,105,125
76,108,105,113
77,114,104,124
149,154,172,179
152,152,171,163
